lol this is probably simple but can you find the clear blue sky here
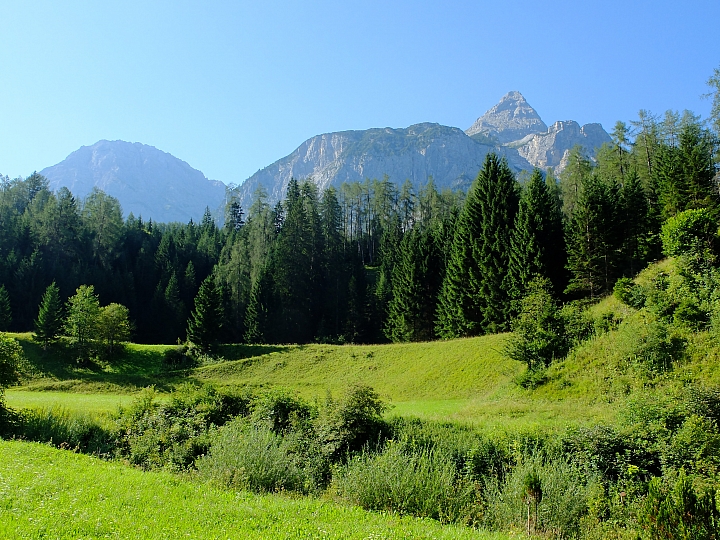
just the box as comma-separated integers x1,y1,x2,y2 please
1,0,718,185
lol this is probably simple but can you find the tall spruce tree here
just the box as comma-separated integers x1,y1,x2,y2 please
435,153,519,337
33,282,63,349
507,169,565,309
385,226,442,342
187,276,224,351
565,174,623,298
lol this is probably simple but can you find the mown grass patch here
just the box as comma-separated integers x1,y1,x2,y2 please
4,390,138,415
0,440,506,540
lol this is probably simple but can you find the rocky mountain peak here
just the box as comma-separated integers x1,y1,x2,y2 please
465,91,548,143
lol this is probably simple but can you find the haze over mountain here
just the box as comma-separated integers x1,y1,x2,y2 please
40,140,226,223
238,91,611,208
39,92,611,221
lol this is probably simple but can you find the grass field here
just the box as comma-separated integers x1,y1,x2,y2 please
6,331,626,430
4,330,651,433
4,390,138,414
0,440,507,540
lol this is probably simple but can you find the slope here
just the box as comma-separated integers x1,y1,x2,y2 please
40,140,226,223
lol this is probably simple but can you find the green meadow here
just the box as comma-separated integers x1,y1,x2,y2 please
0,440,506,540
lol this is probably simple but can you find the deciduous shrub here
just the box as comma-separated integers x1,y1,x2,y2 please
614,277,646,309
661,208,718,261
315,384,389,460
114,384,251,470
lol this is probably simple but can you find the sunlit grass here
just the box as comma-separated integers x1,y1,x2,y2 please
0,440,506,540
4,390,138,415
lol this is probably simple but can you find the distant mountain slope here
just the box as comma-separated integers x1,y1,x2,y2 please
238,92,612,208
40,140,226,223
514,121,612,170
239,123,531,208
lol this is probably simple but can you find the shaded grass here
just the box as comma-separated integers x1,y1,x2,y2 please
9,333,179,391
0,440,506,540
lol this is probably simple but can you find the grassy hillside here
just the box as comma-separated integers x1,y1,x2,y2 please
7,257,720,432
0,440,505,540
7,331,619,429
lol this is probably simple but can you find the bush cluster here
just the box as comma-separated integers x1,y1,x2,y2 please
9,377,720,537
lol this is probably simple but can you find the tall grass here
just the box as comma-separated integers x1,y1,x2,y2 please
333,441,480,524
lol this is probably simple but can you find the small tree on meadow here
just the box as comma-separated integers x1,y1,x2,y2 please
0,333,22,394
64,285,101,361
34,282,64,350
98,303,132,357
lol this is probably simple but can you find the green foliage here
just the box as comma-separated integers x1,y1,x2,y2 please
33,282,63,349
614,277,646,309
250,388,315,435
114,384,251,470
186,275,224,352
505,278,569,384
334,441,479,523
15,407,114,455
632,321,685,374
660,208,718,262
64,284,101,361
436,153,518,338
0,284,11,331
1,441,496,540
98,302,132,357
483,454,601,539
638,471,720,539
565,173,624,297
507,168,565,306
384,226,443,342
0,333,22,391
160,344,196,371
316,384,388,460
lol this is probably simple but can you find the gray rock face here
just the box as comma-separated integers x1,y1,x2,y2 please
465,91,548,143
40,140,226,223
516,121,613,170
238,123,532,208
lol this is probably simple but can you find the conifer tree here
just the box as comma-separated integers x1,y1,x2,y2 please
243,265,275,344
187,275,224,351
34,282,63,349
385,226,442,342
565,175,622,298
0,285,11,331
435,153,519,337
507,169,565,309
619,169,656,275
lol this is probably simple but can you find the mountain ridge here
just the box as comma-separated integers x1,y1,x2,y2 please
40,140,226,223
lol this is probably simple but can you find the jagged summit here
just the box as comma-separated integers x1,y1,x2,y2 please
466,91,548,143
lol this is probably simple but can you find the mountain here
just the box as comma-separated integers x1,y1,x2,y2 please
40,140,226,223
238,123,530,208
466,90,548,143
239,91,612,208
514,120,612,170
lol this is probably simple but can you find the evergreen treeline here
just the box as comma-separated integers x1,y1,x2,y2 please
0,109,717,346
